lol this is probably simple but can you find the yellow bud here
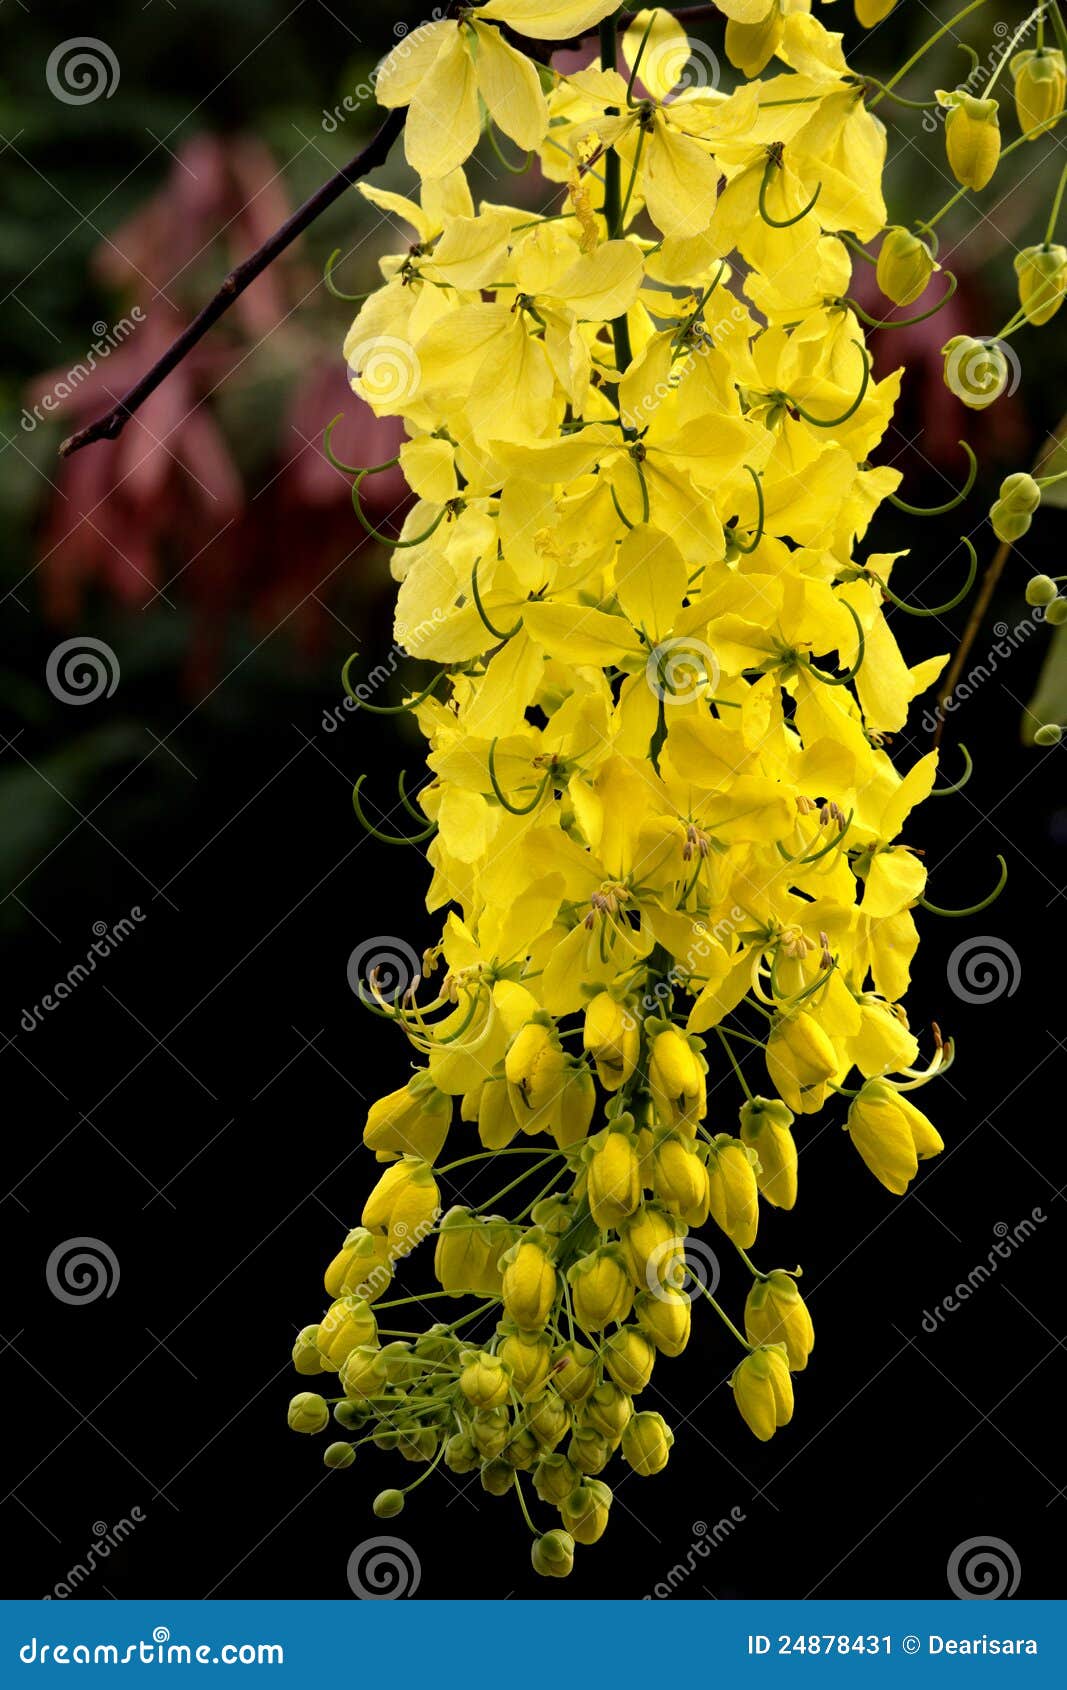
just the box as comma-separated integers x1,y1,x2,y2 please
478,1073,521,1151
876,226,936,307
652,1133,709,1225
739,1097,798,1210
765,1012,838,1114
434,1208,517,1298
471,1406,511,1460
602,1326,656,1394
634,1286,692,1357
459,1350,511,1410
315,1295,378,1371
731,1344,794,1441
744,1271,815,1371
528,1389,571,1449
586,1126,642,1229
555,1060,596,1150
339,1344,388,1400
560,1477,612,1545
618,1203,686,1291
648,1026,707,1130
855,0,897,23
501,1239,557,1333
846,1080,943,1195
531,1528,575,1579
324,1226,394,1302
568,1248,634,1330
363,1074,451,1164
580,1380,634,1442
499,1329,553,1398
567,1425,614,1475
287,1391,329,1434
503,1427,540,1470
706,1135,760,1249
940,90,1001,190
1012,49,1066,139
533,1451,581,1506
362,1157,441,1255
505,1018,568,1132
480,1459,515,1496
1015,245,1067,325
622,1410,674,1476
583,992,639,1091
551,1340,598,1404
291,1325,324,1376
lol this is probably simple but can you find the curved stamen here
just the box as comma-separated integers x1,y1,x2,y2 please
919,854,1008,917
487,123,532,175
353,773,437,845
758,150,822,228
342,655,444,716
731,466,765,555
803,600,866,688
471,555,522,642
889,440,977,516
776,809,855,865
323,413,384,476
487,738,552,816
931,743,973,796
626,11,658,106
840,269,958,330
790,344,871,428
324,249,369,302
352,475,446,550
610,485,635,529
869,537,977,617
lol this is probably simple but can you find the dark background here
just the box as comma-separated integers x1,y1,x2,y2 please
1,0,1065,1602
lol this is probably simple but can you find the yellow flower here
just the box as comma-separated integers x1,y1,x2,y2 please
560,1478,613,1545
766,1012,839,1114
501,1238,557,1332
363,1074,451,1164
876,227,936,308
568,1248,635,1330
648,1025,708,1130
1011,49,1066,139
634,1286,692,1357
459,1350,512,1410
583,992,639,1091
652,1133,710,1225
846,1080,944,1194
744,1271,815,1370
731,1345,794,1441
739,1097,799,1210
602,1326,657,1394
622,1410,674,1475
937,89,1001,190
1015,245,1067,325
586,1125,642,1229
706,1135,760,1248
315,1296,378,1372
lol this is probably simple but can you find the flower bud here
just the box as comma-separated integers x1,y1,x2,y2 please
739,1097,798,1210
533,1451,581,1506
941,335,1011,410
287,1391,329,1434
876,226,936,307
555,1060,596,1149
1015,244,1067,325
581,1380,634,1442
315,1295,377,1371
1026,574,1059,607
1035,722,1063,744
444,1432,480,1474
505,1017,568,1133
528,1390,570,1449
478,1073,521,1151
846,1079,944,1195
602,1326,656,1394
990,471,1042,544
634,1286,692,1357
855,0,897,24
766,1012,838,1114
706,1134,760,1248
323,1440,356,1469
568,1247,634,1330
333,1399,367,1431
324,1226,394,1302
1046,599,1067,626
744,1271,815,1371
583,992,639,1091
586,1125,642,1229
550,1340,598,1404
480,1458,515,1496
560,1477,612,1545
503,1428,540,1470
339,1344,388,1400
531,1529,575,1579
652,1133,709,1224
567,1425,614,1475
459,1350,511,1410
372,1488,405,1519
362,1157,441,1255
731,1345,794,1441
618,1203,685,1290
291,1325,324,1376
648,1025,707,1130
434,1207,517,1297
622,1410,674,1476
1011,48,1066,139
363,1073,451,1164
938,90,1001,189
471,1406,511,1460
499,1329,553,1398
501,1238,557,1333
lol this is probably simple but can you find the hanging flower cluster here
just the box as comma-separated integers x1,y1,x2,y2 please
288,0,1064,1577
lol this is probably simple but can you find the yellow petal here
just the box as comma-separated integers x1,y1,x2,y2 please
472,22,549,152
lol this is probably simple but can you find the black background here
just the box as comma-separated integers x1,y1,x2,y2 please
1,0,1065,1603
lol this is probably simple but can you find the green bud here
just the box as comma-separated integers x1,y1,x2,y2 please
287,1391,330,1435
533,1451,582,1507
443,1432,480,1474
621,1410,675,1476
333,1399,366,1431
1046,598,1067,626
1034,723,1063,745
1026,574,1059,606
480,1459,515,1496
876,226,936,307
531,1529,575,1579
291,1325,324,1376
323,1441,356,1469
372,1488,406,1518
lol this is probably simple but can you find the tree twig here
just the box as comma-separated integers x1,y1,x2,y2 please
57,4,723,460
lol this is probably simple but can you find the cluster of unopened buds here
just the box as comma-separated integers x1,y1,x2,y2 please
287,0,1062,1577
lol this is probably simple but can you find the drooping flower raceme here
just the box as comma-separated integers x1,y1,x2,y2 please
288,0,1057,1577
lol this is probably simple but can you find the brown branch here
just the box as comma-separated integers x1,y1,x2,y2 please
59,106,406,458
58,5,723,459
